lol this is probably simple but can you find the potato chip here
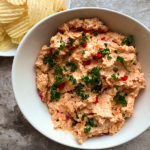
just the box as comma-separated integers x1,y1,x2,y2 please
53,0,64,12
5,13,31,38
11,35,24,44
7,0,26,6
0,31,6,42
27,0,54,26
0,0,26,24
0,36,14,51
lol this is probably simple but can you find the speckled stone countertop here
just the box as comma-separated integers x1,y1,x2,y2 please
1,0,150,150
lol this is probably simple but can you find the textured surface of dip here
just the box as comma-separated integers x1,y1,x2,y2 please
35,18,145,144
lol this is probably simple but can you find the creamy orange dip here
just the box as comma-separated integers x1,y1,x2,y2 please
35,18,145,144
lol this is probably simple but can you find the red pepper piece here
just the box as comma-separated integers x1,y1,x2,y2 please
58,82,65,89
95,95,99,103
83,60,91,66
101,37,106,41
38,90,45,102
82,42,87,48
121,75,128,81
66,114,70,120
83,30,88,33
95,53,102,59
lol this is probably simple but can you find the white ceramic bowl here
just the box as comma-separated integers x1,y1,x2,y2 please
12,8,150,149
0,0,71,57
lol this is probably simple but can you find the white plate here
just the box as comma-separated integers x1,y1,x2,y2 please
12,8,150,149
0,0,71,57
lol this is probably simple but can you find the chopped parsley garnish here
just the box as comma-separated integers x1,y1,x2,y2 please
82,50,85,54
67,37,76,48
80,32,88,45
104,43,108,47
114,50,118,54
66,61,77,72
74,89,89,100
84,127,91,134
54,66,63,75
81,75,91,85
54,76,66,86
85,118,97,127
44,56,56,67
94,33,98,36
90,67,102,85
122,35,134,46
114,92,127,106
82,113,88,121
50,85,60,102
90,35,93,39
100,48,110,57
91,84,103,94
77,82,84,89
75,111,79,119
113,67,118,72
107,55,112,60
67,74,77,85
50,76,66,101
43,51,59,67
116,56,130,72
111,73,119,81
63,66,68,72
58,38,66,50
122,113,126,117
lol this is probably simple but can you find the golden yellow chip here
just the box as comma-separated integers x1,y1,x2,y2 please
5,13,31,39
11,35,24,44
0,0,26,24
7,0,26,6
0,31,6,42
27,0,54,26
53,0,64,12
0,36,14,52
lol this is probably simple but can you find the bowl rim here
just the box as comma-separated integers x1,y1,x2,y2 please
12,7,150,149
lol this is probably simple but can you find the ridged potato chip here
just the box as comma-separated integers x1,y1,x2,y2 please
0,31,6,42
27,0,54,26
7,0,26,6
53,0,64,12
0,36,14,51
0,0,26,24
11,35,24,44
5,13,31,38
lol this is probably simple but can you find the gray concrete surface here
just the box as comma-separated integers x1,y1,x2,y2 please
0,0,150,150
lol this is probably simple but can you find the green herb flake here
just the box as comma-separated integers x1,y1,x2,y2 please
82,114,88,121
63,66,68,72
122,35,134,46
54,66,63,75
74,89,89,100
50,85,60,102
107,55,112,60
84,127,91,134
82,50,85,54
111,73,119,81
66,61,77,72
80,32,88,45
81,75,91,85
122,113,126,117
58,38,66,50
100,48,110,57
75,111,79,119
114,92,127,107
67,37,76,48
116,56,130,72
104,43,108,47
90,35,93,39
67,74,77,85
54,76,66,86
94,33,98,36
91,84,102,94
85,118,97,127
114,50,118,54
43,56,56,67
